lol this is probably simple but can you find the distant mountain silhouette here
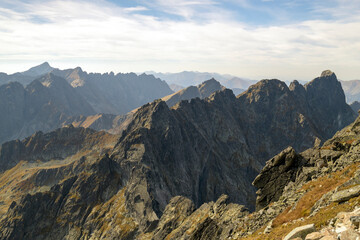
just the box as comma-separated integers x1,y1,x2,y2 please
340,79,360,103
146,70,256,92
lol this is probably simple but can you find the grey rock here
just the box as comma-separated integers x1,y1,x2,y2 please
330,185,360,202
253,147,306,210
284,224,316,240
350,216,360,229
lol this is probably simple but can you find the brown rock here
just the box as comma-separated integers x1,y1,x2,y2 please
330,185,360,203
339,229,360,239
284,224,316,240
305,231,324,240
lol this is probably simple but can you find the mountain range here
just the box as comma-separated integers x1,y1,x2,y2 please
0,62,173,114
0,63,174,144
147,70,360,106
0,70,357,239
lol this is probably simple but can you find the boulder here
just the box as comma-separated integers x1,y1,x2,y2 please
305,231,324,240
330,185,360,203
284,224,316,240
339,229,360,239
253,147,305,210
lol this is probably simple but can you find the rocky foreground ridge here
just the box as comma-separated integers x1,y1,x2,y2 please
0,71,358,239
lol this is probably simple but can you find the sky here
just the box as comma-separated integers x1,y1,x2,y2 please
0,0,359,81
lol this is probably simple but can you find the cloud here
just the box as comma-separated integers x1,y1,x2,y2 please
0,0,359,81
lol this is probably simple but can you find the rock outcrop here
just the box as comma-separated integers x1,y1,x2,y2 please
253,147,307,210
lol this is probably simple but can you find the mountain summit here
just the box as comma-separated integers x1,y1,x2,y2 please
161,78,225,107
21,62,54,77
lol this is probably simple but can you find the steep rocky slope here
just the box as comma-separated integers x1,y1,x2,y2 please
0,70,357,239
145,112,360,239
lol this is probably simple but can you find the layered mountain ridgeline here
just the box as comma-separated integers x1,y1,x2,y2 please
51,68,173,114
1,62,173,115
161,78,225,107
0,63,173,144
0,73,95,144
0,70,357,239
147,70,255,92
0,62,54,86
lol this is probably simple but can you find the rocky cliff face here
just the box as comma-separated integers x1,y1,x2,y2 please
0,70,357,239
0,125,112,172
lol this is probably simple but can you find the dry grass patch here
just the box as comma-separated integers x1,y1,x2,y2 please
242,163,360,240
273,163,359,227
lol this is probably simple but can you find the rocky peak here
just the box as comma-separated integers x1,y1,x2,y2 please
198,78,225,98
162,78,225,108
208,88,236,105
289,80,304,91
320,69,336,78
252,147,306,210
305,70,339,88
239,79,290,103
38,73,68,88
21,62,54,77
304,70,356,138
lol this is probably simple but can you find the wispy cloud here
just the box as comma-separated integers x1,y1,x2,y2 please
0,0,359,80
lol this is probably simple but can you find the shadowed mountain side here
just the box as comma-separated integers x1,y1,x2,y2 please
51,67,173,114
350,101,360,113
65,112,135,135
0,73,95,144
109,71,355,217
